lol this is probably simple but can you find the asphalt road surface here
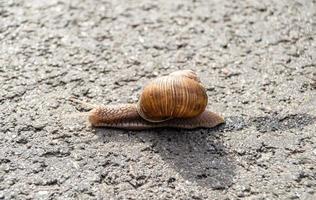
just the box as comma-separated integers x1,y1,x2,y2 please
0,0,315,199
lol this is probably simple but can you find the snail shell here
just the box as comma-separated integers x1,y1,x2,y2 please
137,70,208,122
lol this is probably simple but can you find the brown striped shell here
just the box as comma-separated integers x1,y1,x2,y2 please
137,70,208,122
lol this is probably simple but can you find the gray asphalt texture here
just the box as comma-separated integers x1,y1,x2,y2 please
1,0,316,199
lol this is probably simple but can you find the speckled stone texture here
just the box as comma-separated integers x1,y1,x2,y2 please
0,0,315,199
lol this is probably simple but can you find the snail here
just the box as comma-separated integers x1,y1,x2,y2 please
70,70,224,130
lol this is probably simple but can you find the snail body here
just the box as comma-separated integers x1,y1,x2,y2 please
88,104,224,130
71,70,224,130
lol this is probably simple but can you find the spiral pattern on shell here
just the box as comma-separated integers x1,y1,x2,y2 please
137,70,208,122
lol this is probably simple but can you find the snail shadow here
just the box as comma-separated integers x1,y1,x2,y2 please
144,128,236,189
95,127,236,189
